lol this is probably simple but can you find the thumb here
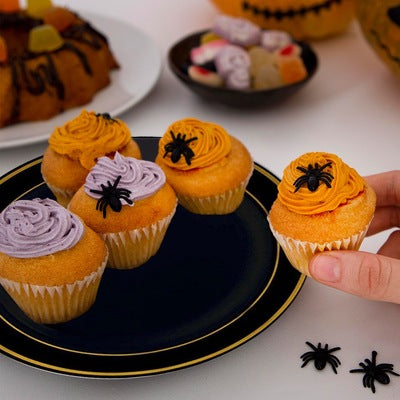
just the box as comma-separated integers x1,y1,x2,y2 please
309,251,400,303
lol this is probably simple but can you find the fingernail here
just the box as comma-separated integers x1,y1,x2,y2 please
310,255,341,282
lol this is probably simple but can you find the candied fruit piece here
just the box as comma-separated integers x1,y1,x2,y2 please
28,24,64,53
188,65,223,87
43,7,77,32
26,0,52,18
200,31,221,44
0,36,7,62
278,56,307,84
0,0,20,13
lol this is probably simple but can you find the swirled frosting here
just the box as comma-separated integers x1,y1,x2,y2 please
0,198,84,258
278,152,365,215
48,110,131,170
85,152,165,205
159,118,232,171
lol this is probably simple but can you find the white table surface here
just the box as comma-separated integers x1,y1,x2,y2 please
0,1,399,398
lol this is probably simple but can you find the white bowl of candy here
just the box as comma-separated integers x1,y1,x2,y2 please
168,15,318,107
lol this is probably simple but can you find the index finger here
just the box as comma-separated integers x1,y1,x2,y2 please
364,170,400,207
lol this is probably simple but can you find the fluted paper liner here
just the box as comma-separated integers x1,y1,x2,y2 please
268,216,371,276
102,206,176,269
0,256,107,324
178,170,253,215
43,179,76,208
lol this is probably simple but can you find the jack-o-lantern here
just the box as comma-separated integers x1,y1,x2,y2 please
357,0,400,79
209,0,355,40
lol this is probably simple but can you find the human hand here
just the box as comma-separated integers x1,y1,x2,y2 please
308,170,400,303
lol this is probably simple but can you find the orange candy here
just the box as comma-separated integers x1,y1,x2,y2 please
0,36,7,62
0,0,20,13
43,7,77,32
26,0,52,18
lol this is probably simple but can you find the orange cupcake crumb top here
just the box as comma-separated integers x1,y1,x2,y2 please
158,118,232,170
48,110,131,170
278,152,365,215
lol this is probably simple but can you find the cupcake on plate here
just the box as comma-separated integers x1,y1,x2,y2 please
41,110,141,207
155,118,253,214
0,198,108,324
268,152,376,275
68,152,177,269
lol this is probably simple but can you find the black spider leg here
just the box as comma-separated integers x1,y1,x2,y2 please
300,342,341,374
293,176,308,192
350,351,400,394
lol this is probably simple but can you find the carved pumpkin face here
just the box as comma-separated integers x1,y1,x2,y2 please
209,0,355,39
357,0,400,78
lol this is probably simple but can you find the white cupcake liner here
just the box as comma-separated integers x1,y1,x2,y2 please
102,205,176,269
178,167,253,215
268,215,371,276
43,179,76,208
0,256,107,324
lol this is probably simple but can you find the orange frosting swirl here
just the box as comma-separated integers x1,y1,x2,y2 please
48,110,131,170
158,118,232,170
278,152,365,215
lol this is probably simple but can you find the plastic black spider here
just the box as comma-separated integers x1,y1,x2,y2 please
293,162,334,192
350,350,400,394
300,341,341,374
163,131,197,165
96,112,116,122
89,175,132,218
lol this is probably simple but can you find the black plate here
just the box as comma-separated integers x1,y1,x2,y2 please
0,137,305,377
168,30,318,107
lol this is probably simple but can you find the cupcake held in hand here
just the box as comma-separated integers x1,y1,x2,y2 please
268,152,376,275
0,198,108,324
41,110,141,207
155,118,253,214
68,152,177,269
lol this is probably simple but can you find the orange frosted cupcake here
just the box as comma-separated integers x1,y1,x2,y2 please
0,198,107,324
69,152,177,269
268,152,376,275
155,118,253,214
41,110,141,207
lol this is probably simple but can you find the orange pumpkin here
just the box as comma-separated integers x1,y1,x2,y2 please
357,0,400,78
209,0,355,40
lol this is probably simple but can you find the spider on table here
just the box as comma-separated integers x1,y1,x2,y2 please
350,350,400,394
300,341,341,374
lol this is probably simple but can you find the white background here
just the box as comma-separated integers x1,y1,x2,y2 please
0,0,399,399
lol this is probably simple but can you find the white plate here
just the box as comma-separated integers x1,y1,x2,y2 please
0,12,162,149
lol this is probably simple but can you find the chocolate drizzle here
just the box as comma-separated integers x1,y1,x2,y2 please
17,53,64,98
1,11,110,125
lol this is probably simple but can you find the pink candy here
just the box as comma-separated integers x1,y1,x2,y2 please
212,15,261,47
260,30,292,52
212,15,261,46
188,65,223,87
215,45,250,89
190,38,228,65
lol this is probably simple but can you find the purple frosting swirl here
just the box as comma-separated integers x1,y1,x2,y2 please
85,152,166,205
212,15,261,46
0,198,84,258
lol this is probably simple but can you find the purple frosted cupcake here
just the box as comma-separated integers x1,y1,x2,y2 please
0,198,108,324
69,152,177,269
